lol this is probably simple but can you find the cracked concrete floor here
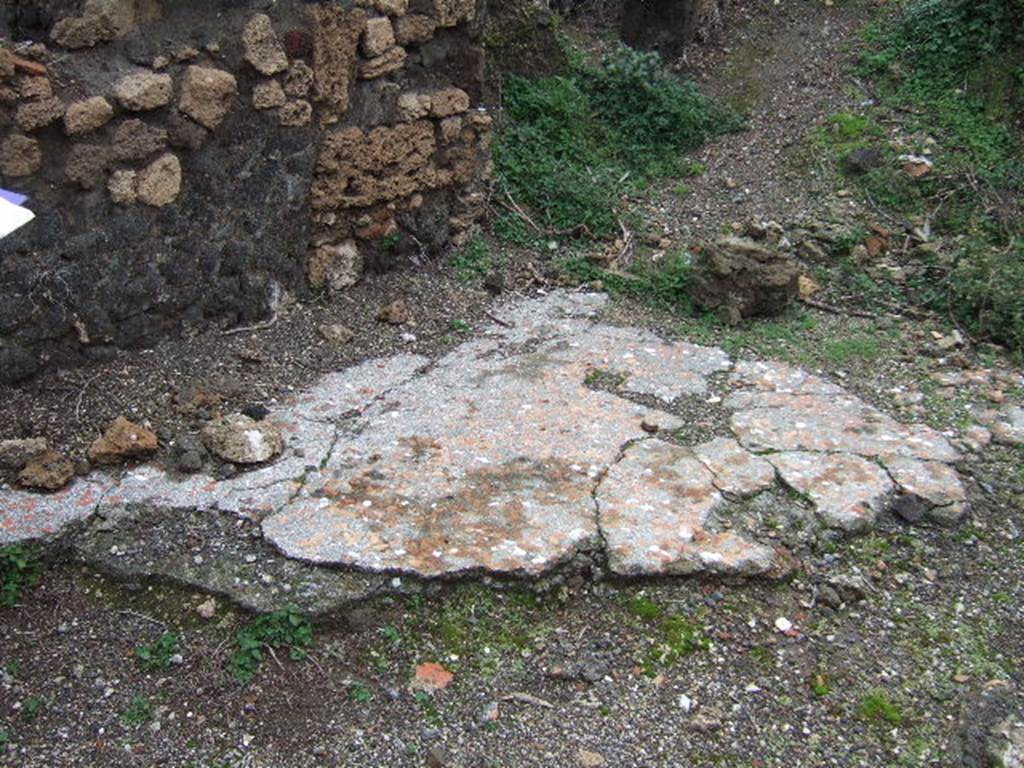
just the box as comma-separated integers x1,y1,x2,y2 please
0,292,969,613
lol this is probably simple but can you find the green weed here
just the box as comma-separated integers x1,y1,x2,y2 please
135,632,181,671
626,595,665,621
20,697,42,723
231,606,313,683
809,671,832,697
626,594,709,675
0,545,41,608
350,683,372,703
121,695,154,727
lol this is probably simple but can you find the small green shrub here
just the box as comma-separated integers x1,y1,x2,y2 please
231,606,313,683
853,0,1023,354
135,632,181,671
495,46,740,238
0,545,41,608
934,239,1024,356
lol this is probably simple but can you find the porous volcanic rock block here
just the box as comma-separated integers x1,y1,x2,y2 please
136,153,182,207
51,0,136,49
0,134,42,176
310,5,367,122
363,16,397,57
64,96,115,134
115,72,173,111
179,66,238,129
312,121,446,209
243,14,289,76
15,96,65,132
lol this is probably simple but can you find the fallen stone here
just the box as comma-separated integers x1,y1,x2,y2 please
19,450,75,491
376,298,411,325
136,153,182,207
727,361,958,463
0,292,979,604
689,237,800,323
201,414,284,465
884,456,967,526
0,133,42,177
770,451,893,532
318,323,355,344
576,750,606,767
242,14,289,76
114,72,173,111
180,66,238,130
844,146,884,174
88,417,159,465
308,241,363,292
0,438,49,471
989,405,1024,446
63,95,115,135
412,662,454,693
951,680,1021,768
196,597,217,620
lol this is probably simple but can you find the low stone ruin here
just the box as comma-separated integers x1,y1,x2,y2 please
0,0,494,382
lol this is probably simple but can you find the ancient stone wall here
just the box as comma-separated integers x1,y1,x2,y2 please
0,0,492,382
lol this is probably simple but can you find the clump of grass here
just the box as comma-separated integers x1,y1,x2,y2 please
562,250,694,314
0,545,41,608
450,234,495,281
409,585,550,674
495,46,741,239
231,606,313,683
858,688,905,725
824,336,882,365
626,593,710,675
121,695,153,727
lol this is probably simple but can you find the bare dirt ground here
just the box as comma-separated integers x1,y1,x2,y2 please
2,2,1022,767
